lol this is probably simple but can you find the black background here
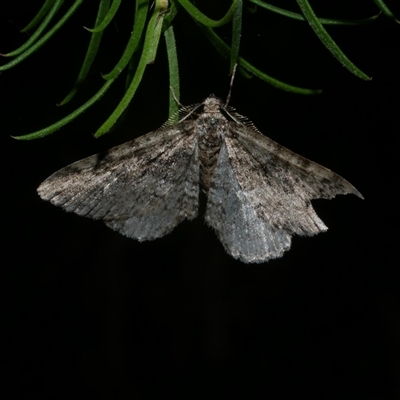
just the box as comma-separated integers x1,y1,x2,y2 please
1,1,399,399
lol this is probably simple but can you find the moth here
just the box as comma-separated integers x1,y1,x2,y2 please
38,95,363,263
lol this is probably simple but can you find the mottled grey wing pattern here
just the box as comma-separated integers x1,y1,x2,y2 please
205,119,362,263
231,120,363,201
38,95,362,263
38,124,200,241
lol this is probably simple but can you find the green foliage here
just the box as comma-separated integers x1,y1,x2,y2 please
0,0,396,140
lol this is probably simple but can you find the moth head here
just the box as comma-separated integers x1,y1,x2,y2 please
202,95,224,113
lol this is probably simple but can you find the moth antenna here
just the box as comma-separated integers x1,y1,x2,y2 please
169,86,184,108
225,63,238,108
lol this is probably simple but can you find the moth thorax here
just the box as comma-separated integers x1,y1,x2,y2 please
198,124,223,192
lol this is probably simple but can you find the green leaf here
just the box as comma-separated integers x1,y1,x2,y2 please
176,0,238,27
372,0,399,23
20,0,54,32
249,0,380,26
162,0,180,31
295,0,371,80
84,0,121,33
230,0,242,73
58,0,110,105
0,0,84,71
94,0,165,137
164,25,180,120
13,79,115,140
147,0,169,64
201,25,322,95
102,0,149,80
1,0,63,57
